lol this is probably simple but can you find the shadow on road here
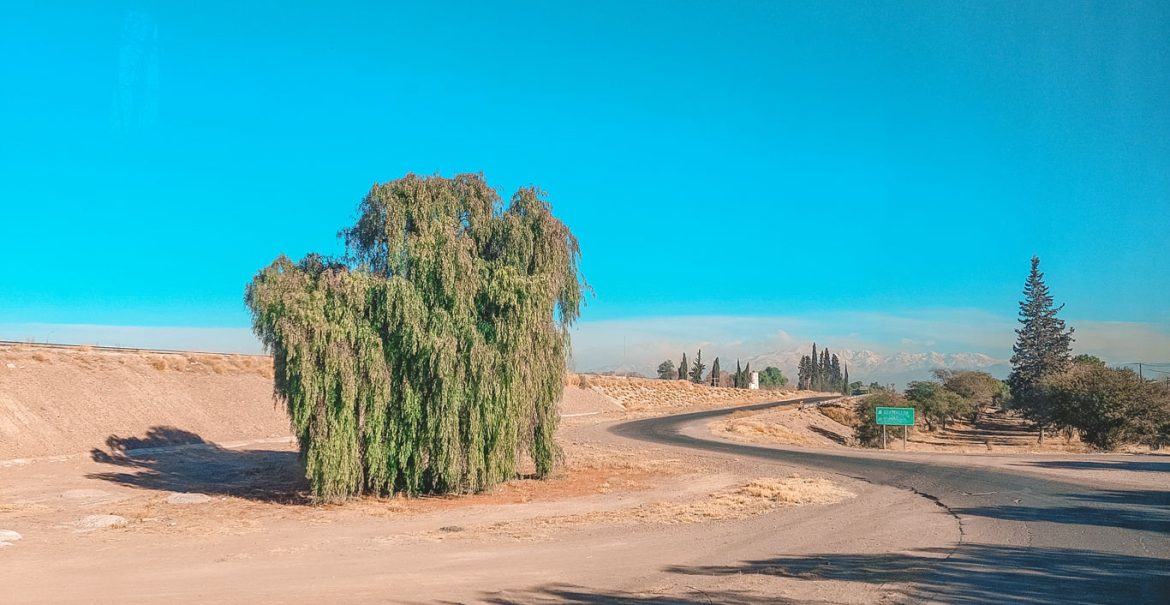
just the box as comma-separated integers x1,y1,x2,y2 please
88,426,306,503
952,489,1170,536
1023,459,1170,473
666,544,1170,605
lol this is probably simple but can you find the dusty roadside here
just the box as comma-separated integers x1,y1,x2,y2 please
0,420,954,605
0,367,952,604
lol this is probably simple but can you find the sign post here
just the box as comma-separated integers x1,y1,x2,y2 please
875,407,915,451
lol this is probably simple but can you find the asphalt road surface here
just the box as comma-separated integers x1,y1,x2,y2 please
611,396,1170,605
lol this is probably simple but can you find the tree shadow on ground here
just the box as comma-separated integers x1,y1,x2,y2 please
88,426,306,503
453,583,830,605
807,425,848,446
666,543,1170,605
1022,459,1170,473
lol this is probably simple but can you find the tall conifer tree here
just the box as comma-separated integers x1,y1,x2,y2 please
1009,256,1074,440
690,349,706,383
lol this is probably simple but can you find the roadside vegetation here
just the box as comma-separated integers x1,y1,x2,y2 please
850,256,1170,451
1008,257,1169,449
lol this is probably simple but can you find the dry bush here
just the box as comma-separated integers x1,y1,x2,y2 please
577,374,592,388
148,356,170,371
31,352,50,363
77,345,93,352
819,405,857,427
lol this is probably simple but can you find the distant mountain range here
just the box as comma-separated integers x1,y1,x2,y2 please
581,347,1010,388
744,347,1010,388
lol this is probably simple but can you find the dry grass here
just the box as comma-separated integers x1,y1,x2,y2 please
713,407,854,448
571,373,816,412
0,344,273,378
819,404,857,427
635,476,854,523
456,475,854,540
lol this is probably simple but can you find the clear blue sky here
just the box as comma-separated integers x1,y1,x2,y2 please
1,2,1167,361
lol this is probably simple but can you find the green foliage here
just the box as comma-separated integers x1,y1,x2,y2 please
679,353,688,380
734,359,743,388
656,359,676,380
905,380,970,431
245,174,584,501
1041,361,1170,449
797,343,846,392
710,357,721,386
758,366,788,388
1009,256,1074,434
933,369,1005,410
854,391,906,447
1072,354,1106,368
689,349,706,384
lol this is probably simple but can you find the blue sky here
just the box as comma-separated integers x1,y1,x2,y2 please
1,2,1167,368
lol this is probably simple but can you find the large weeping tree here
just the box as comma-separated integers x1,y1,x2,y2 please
245,174,584,501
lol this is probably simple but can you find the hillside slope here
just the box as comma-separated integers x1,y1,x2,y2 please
0,345,288,460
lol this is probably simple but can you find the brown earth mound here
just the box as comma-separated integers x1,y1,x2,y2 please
0,345,631,461
0,345,288,460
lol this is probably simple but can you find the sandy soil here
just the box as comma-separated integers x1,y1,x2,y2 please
0,404,954,604
2,345,1162,603
0,347,942,602
0,344,286,461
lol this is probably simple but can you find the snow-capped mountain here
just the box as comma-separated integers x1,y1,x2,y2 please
743,347,1009,388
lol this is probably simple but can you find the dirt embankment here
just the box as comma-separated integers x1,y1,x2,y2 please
1,346,804,461
0,345,287,461
568,373,823,412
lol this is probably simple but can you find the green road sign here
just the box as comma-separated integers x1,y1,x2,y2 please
875,407,915,426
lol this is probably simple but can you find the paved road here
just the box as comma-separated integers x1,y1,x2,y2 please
611,397,1170,604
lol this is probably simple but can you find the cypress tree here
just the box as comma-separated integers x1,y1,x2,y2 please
679,353,688,380
744,362,752,388
1008,256,1074,440
843,359,850,395
690,349,705,383
810,343,818,390
246,174,583,501
735,359,743,388
710,357,721,386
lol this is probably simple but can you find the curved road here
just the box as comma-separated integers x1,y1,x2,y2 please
611,396,1170,604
